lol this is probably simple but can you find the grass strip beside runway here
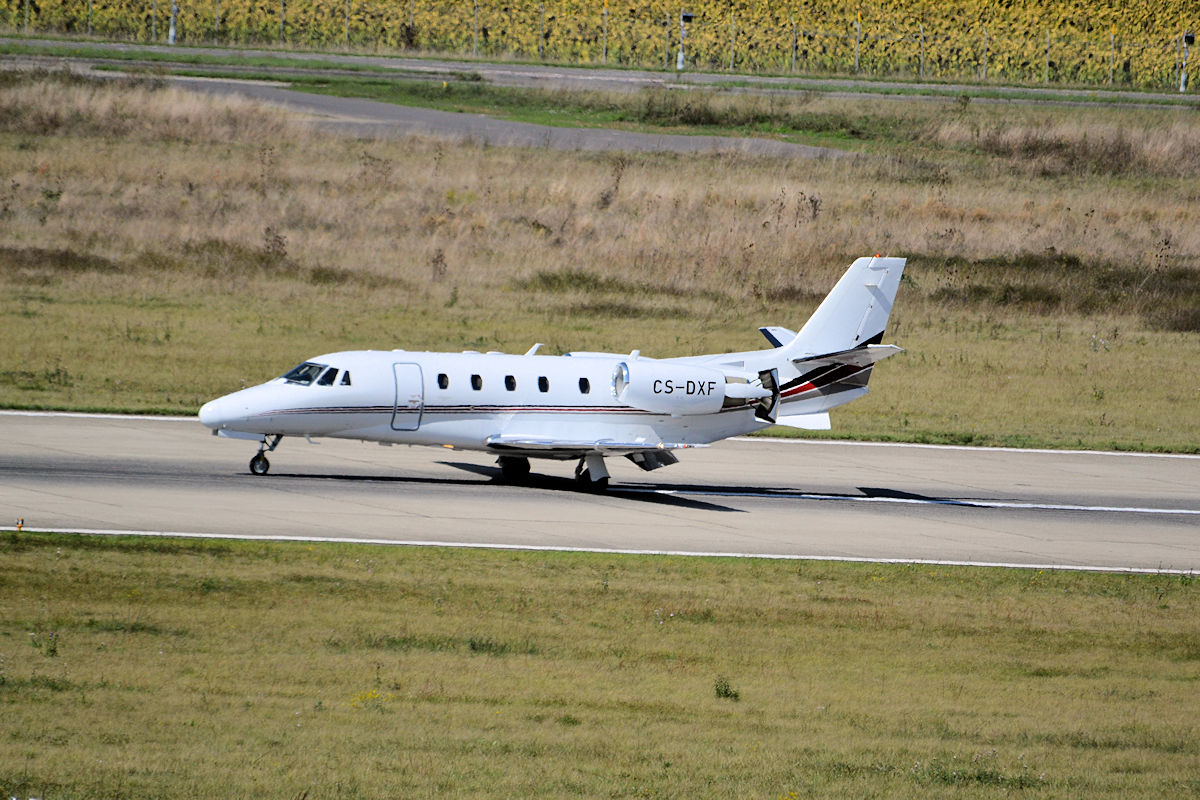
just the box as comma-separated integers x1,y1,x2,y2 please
2,531,1197,798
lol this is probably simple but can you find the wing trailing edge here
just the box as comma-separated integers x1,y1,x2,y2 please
485,435,708,459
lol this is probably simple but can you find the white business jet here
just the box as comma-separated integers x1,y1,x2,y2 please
199,256,905,489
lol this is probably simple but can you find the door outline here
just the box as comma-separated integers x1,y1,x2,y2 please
391,363,424,431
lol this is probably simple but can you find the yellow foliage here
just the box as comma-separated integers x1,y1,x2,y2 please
3,0,1196,88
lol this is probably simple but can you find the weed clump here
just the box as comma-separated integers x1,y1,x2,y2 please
714,675,740,701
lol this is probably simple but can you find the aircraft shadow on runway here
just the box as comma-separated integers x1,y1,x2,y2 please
438,462,744,512
256,465,986,513
256,462,744,513
441,465,993,510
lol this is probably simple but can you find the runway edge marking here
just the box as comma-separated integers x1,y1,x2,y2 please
733,436,1200,460
2,526,1195,576
621,487,1200,516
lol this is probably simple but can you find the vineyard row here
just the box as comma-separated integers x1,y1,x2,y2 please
4,1,1196,89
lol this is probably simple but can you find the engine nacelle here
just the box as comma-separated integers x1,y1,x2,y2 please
612,361,727,416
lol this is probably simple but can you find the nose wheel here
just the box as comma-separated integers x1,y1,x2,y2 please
248,435,282,476
249,453,270,475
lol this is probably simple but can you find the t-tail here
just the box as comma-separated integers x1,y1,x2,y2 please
768,255,906,430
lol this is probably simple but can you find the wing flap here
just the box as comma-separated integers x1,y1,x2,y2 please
486,435,707,458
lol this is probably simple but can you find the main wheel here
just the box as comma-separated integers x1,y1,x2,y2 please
574,468,609,493
498,456,531,481
249,453,270,475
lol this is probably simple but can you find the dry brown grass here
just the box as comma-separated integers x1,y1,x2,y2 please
929,111,1200,178
3,72,1197,303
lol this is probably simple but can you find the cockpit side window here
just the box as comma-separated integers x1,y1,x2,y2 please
340,371,352,386
317,368,338,386
282,362,327,386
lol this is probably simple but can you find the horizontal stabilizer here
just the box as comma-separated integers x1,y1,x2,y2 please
758,326,798,348
792,344,902,370
774,412,831,430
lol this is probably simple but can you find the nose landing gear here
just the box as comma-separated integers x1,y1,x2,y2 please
249,435,283,476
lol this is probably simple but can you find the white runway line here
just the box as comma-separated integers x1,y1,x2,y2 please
734,436,1200,460
621,487,1200,516
1,526,1195,576
0,410,197,422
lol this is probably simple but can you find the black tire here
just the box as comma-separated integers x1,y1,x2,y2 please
498,456,531,481
574,468,609,492
249,453,270,475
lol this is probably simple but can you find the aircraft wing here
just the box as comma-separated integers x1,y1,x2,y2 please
485,435,707,459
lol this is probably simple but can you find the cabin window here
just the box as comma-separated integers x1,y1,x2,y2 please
578,377,590,394
340,371,352,386
437,373,449,390
281,362,326,386
538,376,550,393
505,375,517,391
316,368,338,386
471,374,483,391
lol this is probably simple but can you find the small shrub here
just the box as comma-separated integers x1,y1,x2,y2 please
714,675,739,701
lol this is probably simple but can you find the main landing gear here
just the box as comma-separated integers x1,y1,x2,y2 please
574,454,610,492
495,453,611,491
497,455,531,481
249,435,282,476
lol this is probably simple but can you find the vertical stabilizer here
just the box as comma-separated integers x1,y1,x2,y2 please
784,256,906,359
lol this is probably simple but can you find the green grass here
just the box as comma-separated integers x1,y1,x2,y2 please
2,531,1198,798
2,267,1196,451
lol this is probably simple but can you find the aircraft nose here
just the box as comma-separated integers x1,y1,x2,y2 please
198,397,226,428
199,395,247,429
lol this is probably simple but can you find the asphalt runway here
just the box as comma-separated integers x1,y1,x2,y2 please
2,413,1196,572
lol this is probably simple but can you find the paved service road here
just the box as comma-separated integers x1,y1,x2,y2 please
2,414,1197,572
169,75,841,157
2,50,841,157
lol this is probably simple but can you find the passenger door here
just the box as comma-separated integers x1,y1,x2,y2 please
391,363,424,431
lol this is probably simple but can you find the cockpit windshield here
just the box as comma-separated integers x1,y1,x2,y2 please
281,362,328,386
